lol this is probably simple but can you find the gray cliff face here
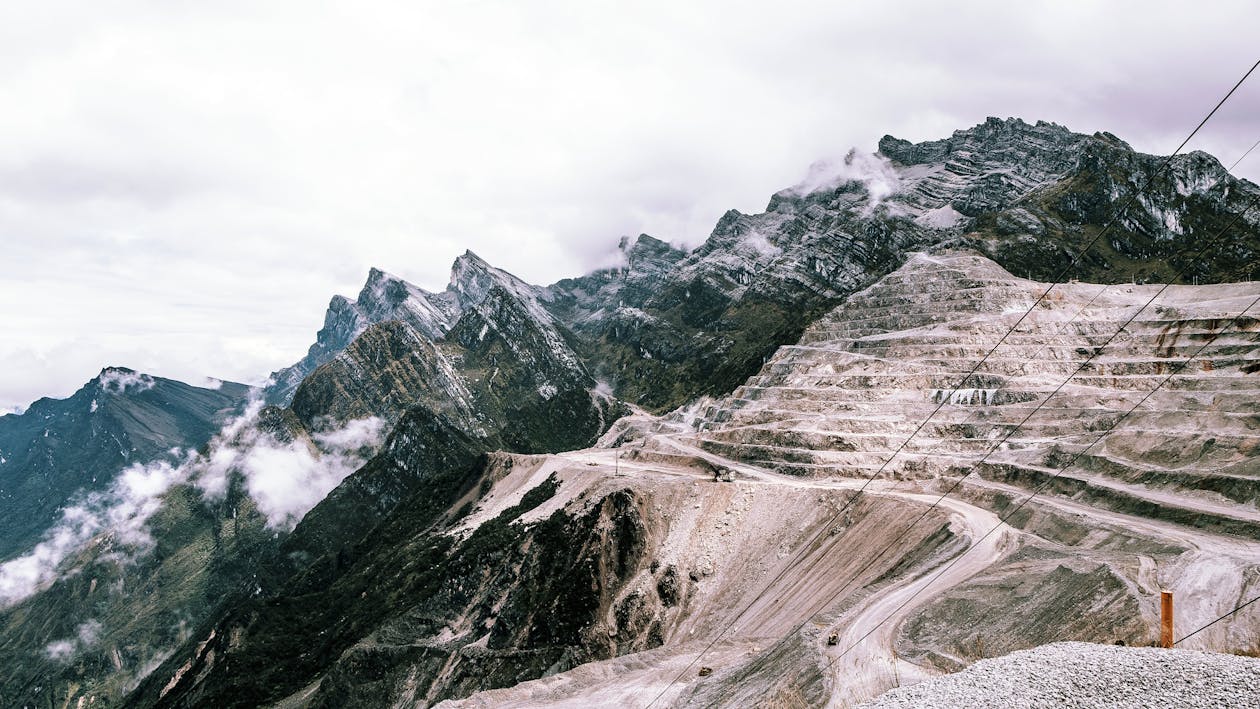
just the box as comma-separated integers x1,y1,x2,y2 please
272,118,1260,417
543,234,690,322
878,117,1259,283
877,117,1097,216
536,117,1260,411
267,251,565,407
289,247,616,454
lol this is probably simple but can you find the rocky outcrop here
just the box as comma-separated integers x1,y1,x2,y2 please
877,117,1260,285
290,321,482,433
288,251,617,453
542,118,1260,413
134,445,963,708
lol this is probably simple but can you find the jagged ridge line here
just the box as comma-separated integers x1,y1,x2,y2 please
640,59,1260,709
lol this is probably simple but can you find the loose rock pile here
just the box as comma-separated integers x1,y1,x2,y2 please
860,642,1260,708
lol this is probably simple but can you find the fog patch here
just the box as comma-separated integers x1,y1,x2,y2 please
99,367,156,394
195,405,384,530
791,149,901,209
42,619,103,663
0,455,190,608
77,618,103,646
0,394,384,607
195,376,224,390
247,415,385,530
44,639,77,662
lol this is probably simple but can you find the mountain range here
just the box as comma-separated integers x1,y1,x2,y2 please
2,116,1259,707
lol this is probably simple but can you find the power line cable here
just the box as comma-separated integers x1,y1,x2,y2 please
1175,592,1260,646
1227,138,1260,172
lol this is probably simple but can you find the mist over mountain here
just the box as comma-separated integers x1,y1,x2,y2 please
3,117,1260,707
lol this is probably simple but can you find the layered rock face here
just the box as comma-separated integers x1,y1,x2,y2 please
265,268,460,405
670,250,1260,696
140,252,1260,708
545,117,1260,412
134,446,960,708
879,117,1260,284
692,250,1260,504
288,250,618,453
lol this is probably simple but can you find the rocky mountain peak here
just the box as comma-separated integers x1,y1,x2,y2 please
357,267,457,334
447,249,557,333
619,234,679,261
878,117,1081,167
617,234,688,280
0,370,250,562
449,250,534,308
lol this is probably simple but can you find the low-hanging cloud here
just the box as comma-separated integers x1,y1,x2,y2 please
201,413,385,530
790,149,902,208
0,455,189,608
42,619,103,663
0,396,384,608
99,368,156,394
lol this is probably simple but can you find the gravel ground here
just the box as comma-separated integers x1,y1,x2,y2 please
858,642,1260,708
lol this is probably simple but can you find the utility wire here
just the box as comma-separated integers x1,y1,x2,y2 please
641,58,1259,708
1228,138,1260,172
1176,593,1260,646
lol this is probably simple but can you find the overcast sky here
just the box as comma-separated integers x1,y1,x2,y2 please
1,1,1257,412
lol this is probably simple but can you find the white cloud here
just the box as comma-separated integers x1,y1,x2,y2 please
0,396,384,607
311,417,386,452
193,400,385,529
41,619,103,663
44,639,77,662
0,455,188,608
240,444,349,529
1,1,1258,410
228,418,385,530
77,618,103,647
791,149,902,209
196,376,224,390
99,368,155,394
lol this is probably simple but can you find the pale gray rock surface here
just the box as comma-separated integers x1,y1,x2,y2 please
860,642,1260,709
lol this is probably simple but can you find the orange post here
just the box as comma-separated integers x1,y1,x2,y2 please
1160,591,1174,648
